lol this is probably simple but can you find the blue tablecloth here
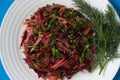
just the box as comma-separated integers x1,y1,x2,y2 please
0,0,120,80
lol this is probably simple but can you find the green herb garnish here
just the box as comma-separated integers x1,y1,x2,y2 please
30,14,35,19
33,27,42,35
43,12,48,17
52,47,61,56
28,22,36,27
73,0,120,74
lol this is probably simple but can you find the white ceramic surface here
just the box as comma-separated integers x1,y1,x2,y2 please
0,0,120,80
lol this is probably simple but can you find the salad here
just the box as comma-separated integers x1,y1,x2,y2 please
21,4,96,80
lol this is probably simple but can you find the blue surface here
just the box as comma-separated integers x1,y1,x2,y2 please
0,0,120,80
0,0,14,80
109,0,120,17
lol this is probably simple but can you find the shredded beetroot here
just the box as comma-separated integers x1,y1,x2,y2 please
21,4,96,80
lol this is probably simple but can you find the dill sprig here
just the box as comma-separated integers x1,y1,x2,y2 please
73,0,120,74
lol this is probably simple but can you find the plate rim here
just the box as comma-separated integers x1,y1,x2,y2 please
0,0,120,80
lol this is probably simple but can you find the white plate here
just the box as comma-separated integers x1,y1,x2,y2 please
0,0,120,80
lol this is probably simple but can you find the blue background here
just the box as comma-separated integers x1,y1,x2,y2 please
0,0,120,80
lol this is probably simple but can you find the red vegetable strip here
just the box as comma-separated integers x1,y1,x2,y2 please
20,30,27,46
30,35,43,52
51,58,65,70
83,23,93,36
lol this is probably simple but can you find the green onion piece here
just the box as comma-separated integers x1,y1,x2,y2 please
76,16,80,21
36,59,41,63
70,9,76,15
30,14,35,19
46,4,51,6
52,47,60,56
46,24,51,30
52,3,55,5
27,45,33,48
70,40,73,43
64,25,68,28
44,23,48,26
85,44,90,49
43,12,48,17
51,58,55,62
83,36,88,43
76,16,83,25
68,34,73,39
33,27,42,35
33,45,40,52
58,7,66,13
28,22,36,27
79,53,85,63
50,14,56,17
71,45,75,49
49,18,56,24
